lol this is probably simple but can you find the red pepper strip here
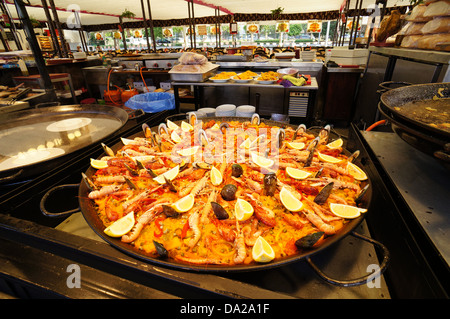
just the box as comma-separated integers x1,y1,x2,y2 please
180,219,190,239
154,217,164,238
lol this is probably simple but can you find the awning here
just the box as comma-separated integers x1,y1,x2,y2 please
4,0,410,27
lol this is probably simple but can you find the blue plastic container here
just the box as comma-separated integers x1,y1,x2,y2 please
125,92,175,113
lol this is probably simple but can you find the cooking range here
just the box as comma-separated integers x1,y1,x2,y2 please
0,109,447,299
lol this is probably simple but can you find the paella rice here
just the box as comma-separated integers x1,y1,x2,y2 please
84,115,368,266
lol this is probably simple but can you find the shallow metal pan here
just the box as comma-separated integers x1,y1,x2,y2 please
0,104,129,183
42,116,388,284
379,82,450,163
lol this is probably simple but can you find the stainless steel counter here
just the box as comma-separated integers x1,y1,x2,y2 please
361,130,450,267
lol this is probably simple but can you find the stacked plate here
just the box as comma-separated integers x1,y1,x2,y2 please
301,51,316,61
236,105,256,117
215,104,236,117
197,107,216,117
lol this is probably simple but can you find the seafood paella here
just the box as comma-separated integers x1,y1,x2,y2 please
83,114,369,266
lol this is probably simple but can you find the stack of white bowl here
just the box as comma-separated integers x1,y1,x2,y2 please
215,104,236,117
197,107,216,117
301,51,316,61
236,105,256,117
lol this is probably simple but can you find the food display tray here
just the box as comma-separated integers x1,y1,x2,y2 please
169,64,220,82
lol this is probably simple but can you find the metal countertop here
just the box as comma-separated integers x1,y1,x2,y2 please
361,131,450,267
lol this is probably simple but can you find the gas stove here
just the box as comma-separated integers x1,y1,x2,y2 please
0,120,402,300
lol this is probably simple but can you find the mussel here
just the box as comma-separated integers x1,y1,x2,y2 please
194,162,212,170
164,176,178,192
158,123,169,136
293,124,307,140
348,150,360,163
295,232,324,249
263,173,277,196
187,112,197,126
211,202,229,220
221,184,237,201
197,129,209,146
319,124,331,145
355,184,370,204
153,240,168,259
313,182,334,205
162,204,180,218
219,122,230,134
304,136,319,167
314,167,323,178
101,143,115,157
124,163,139,176
151,131,162,151
82,172,98,191
124,176,138,190
136,159,157,177
275,128,285,149
142,123,152,138
251,113,260,125
231,164,243,177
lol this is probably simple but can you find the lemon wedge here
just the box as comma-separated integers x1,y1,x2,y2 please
153,165,180,184
167,119,179,130
120,137,134,145
252,236,275,263
235,198,254,221
317,152,343,163
329,203,366,219
210,165,223,186
286,167,312,180
132,155,154,162
181,121,193,132
326,138,343,149
171,130,182,143
286,141,306,150
172,194,195,213
239,137,252,149
280,186,303,212
90,158,108,169
347,162,368,181
104,213,135,237
177,146,199,157
210,123,220,130
251,152,274,168
248,134,266,148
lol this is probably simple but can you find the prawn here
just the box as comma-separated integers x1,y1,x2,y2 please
88,185,120,200
187,210,201,248
233,220,246,264
302,209,337,235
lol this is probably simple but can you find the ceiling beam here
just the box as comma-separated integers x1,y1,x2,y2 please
184,0,233,15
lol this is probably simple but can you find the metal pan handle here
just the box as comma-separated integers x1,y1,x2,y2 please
0,169,24,183
126,108,145,120
40,184,80,218
306,231,390,287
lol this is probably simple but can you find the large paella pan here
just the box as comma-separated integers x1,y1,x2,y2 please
42,114,382,276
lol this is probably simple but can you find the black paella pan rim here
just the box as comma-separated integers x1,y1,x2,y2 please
78,117,372,273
